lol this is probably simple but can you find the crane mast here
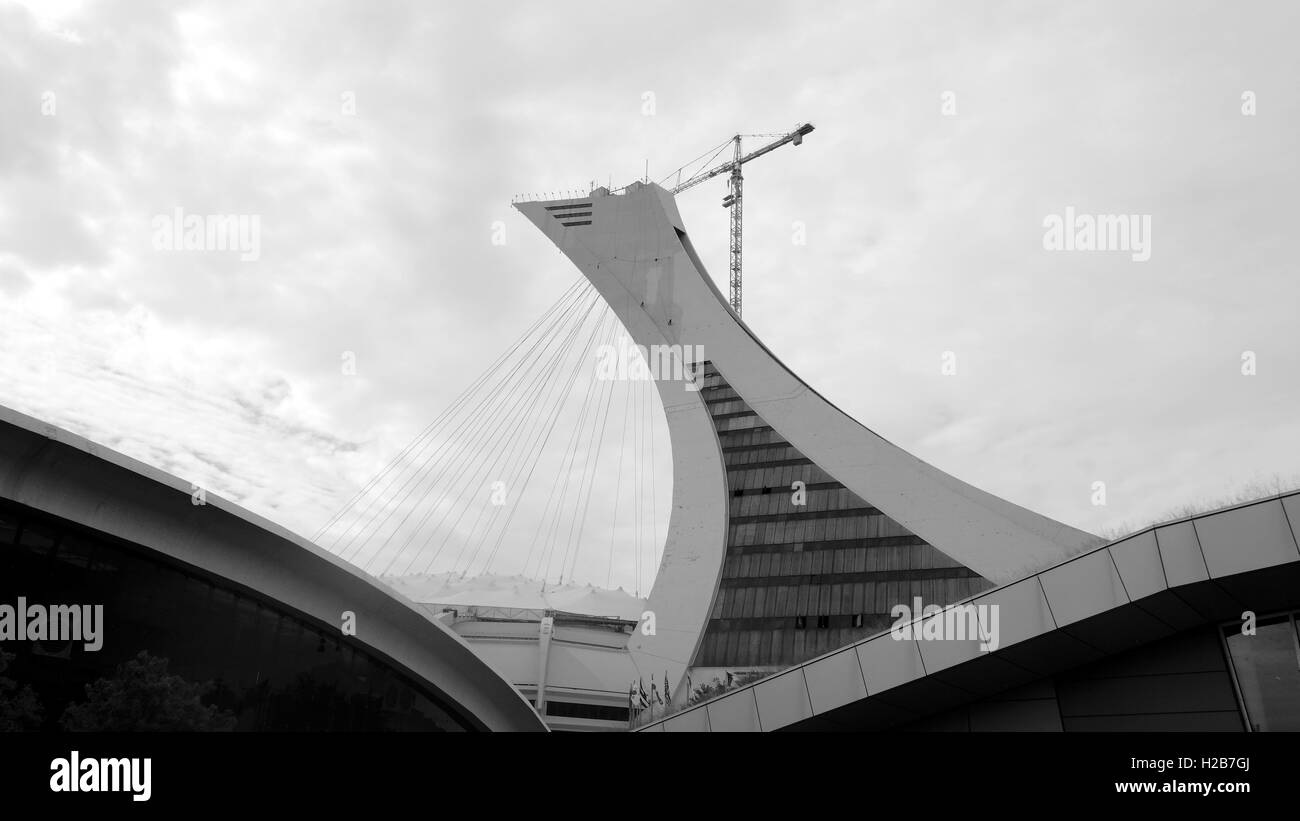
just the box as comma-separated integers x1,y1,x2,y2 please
670,123,814,317
727,137,744,316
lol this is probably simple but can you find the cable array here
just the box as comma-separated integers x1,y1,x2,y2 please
315,278,667,594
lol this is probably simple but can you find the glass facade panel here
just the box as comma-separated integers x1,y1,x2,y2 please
0,500,474,732
1224,613,1300,731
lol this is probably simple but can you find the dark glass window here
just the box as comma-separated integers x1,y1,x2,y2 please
544,700,629,722
0,499,474,732
1224,614,1300,731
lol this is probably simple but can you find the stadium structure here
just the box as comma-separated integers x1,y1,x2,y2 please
510,180,1300,732
3,177,1297,734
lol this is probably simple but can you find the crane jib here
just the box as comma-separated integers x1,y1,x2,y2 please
666,123,814,317
669,123,815,195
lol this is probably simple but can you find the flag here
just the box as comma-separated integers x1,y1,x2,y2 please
638,677,648,709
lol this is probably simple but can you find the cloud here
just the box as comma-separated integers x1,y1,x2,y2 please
1,0,1298,591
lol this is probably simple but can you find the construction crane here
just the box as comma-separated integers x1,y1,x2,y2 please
669,123,815,316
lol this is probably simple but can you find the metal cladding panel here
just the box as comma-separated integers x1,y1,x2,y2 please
538,641,640,698
1039,547,1130,627
968,698,1064,732
663,706,711,732
856,630,926,694
1108,530,1166,600
459,639,542,686
753,668,814,730
803,647,868,714
1284,494,1300,547
972,576,1057,648
913,609,987,675
706,688,763,732
1194,500,1300,578
1154,521,1209,587
1057,671,1239,717
1061,711,1243,732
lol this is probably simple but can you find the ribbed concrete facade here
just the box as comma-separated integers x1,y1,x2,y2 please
697,361,991,669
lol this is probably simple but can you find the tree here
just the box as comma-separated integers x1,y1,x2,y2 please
688,670,769,705
60,651,236,732
0,650,44,731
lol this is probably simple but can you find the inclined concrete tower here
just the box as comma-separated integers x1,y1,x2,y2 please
516,182,1098,709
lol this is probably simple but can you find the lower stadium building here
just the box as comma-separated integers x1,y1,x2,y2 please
634,489,1300,731
413,602,639,732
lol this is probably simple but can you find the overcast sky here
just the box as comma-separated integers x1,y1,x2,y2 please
2,0,1298,591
